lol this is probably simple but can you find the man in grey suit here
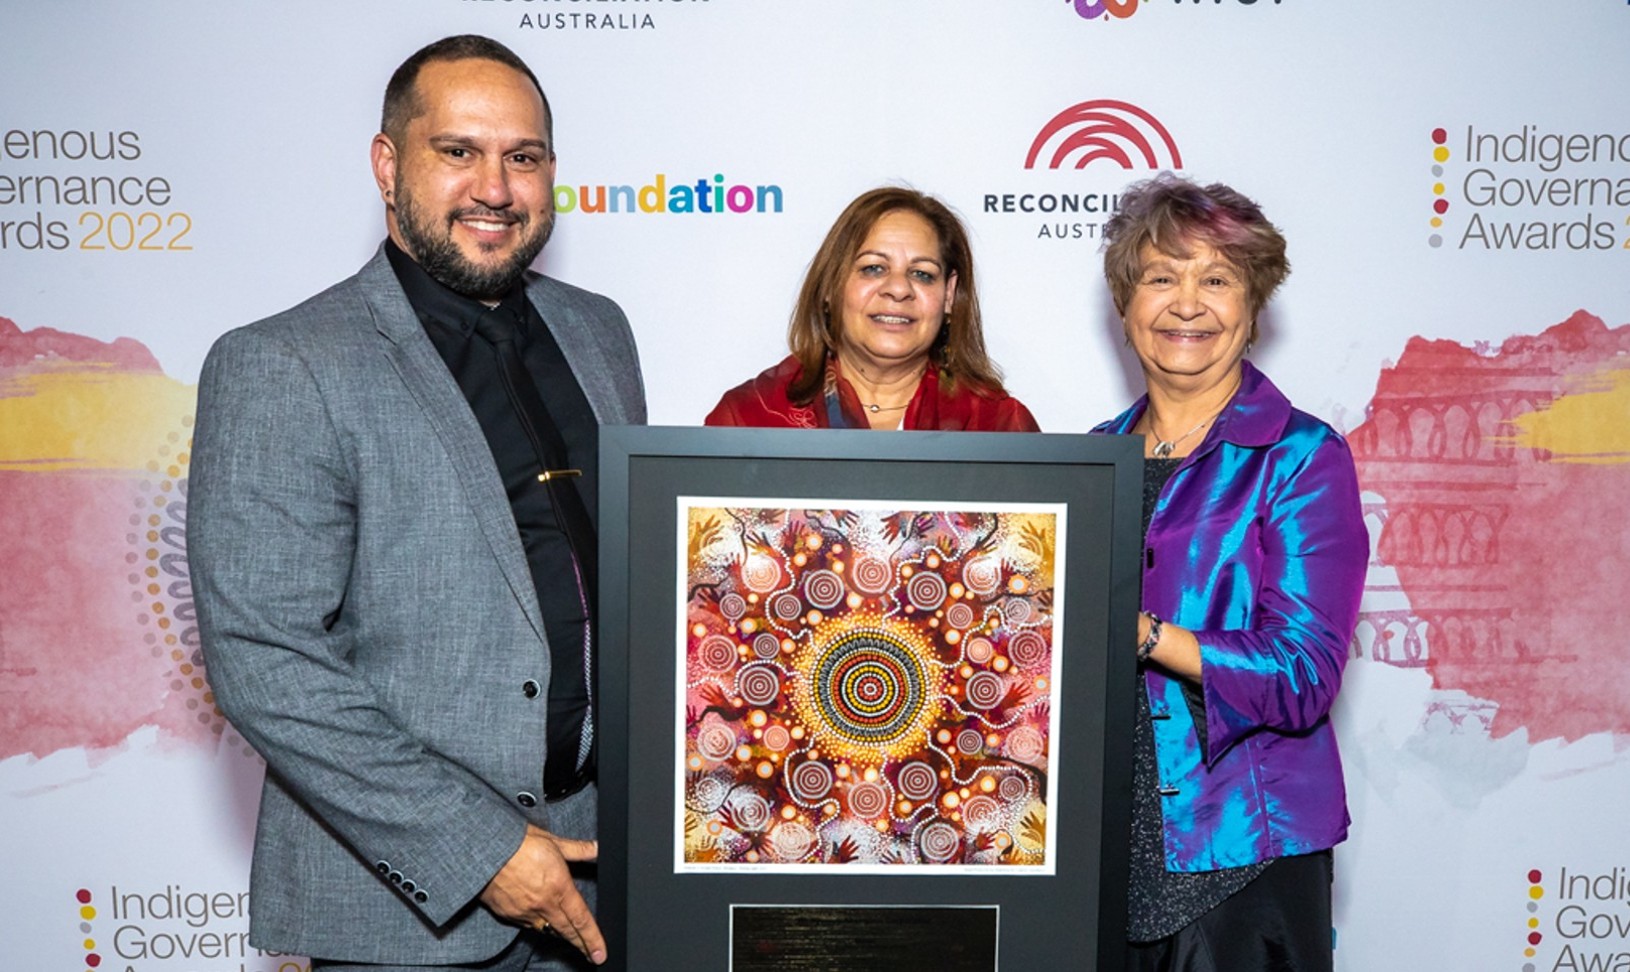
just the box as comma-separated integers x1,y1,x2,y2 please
190,35,643,970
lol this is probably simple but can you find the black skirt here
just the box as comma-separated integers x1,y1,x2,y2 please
1125,850,1334,972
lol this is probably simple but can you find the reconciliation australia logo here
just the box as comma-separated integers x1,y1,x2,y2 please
1428,122,1630,251
980,99,1183,241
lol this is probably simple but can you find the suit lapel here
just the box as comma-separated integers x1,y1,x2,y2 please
355,248,546,643
524,277,625,425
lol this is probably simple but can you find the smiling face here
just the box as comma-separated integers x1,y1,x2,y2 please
371,57,556,301
833,209,959,380
1123,241,1253,395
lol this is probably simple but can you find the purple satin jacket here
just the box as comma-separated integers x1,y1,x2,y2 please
1094,362,1367,872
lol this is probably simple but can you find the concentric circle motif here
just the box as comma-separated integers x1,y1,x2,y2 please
895,760,939,802
998,774,1030,803
964,671,1006,710
696,723,737,762
962,795,1002,832
753,632,781,659
803,623,931,756
697,634,739,673
718,592,748,621
771,822,815,862
1004,726,1045,764
956,728,985,755
1007,630,1047,670
802,569,845,609
906,572,948,611
944,601,976,630
964,636,994,664
918,821,961,862
788,759,835,803
730,793,771,832
962,556,1003,595
1001,598,1032,625
762,724,791,751
691,775,729,810
736,664,782,707
850,556,893,595
770,592,804,622
741,554,782,593
847,780,890,819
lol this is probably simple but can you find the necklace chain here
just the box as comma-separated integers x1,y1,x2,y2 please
1150,415,1213,458
864,402,908,414
1148,375,1242,458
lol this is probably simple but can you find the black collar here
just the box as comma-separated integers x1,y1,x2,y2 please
384,237,532,342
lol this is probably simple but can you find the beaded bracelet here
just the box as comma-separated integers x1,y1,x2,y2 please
1137,612,1163,662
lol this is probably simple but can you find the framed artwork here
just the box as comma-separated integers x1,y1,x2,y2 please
677,498,1065,876
599,427,1142,971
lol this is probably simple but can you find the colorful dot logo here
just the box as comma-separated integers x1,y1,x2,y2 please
1073,0,1139,21
75,888,102,971
1522,868,1544,970
1429,128,1451,248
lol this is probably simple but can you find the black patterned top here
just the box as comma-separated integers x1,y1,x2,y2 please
1127,456,1271,942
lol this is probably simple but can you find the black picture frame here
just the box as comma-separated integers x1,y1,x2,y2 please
598,427,1142,970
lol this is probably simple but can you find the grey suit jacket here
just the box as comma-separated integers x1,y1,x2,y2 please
190,246,645,964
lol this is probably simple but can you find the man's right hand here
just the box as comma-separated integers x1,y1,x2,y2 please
479,823,606,965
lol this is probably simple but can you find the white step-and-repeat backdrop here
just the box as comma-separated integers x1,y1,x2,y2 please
3,2,1628,969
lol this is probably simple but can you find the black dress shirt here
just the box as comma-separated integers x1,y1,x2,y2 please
385,240,598,793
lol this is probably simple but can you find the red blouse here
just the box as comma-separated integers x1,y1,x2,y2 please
704,355,1040,432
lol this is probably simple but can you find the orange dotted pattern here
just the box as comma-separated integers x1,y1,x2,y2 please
122,417,253,759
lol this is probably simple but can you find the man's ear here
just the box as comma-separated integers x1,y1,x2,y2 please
370,133,397,206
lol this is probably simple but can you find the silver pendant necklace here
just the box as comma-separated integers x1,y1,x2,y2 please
1150,416,1212,458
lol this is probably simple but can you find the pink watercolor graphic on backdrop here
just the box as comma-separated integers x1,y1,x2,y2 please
1349,311,1630,743
0,316,233,761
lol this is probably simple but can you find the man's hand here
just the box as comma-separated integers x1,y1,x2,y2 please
479,823,606,965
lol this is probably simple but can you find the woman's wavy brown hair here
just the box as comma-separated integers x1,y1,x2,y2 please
785,187,1006,404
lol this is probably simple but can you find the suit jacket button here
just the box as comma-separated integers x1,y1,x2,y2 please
388,870,404,885
517,792,537,808
375,860,390,874
522,679,541,699
401,879,416,893
414,890,429,903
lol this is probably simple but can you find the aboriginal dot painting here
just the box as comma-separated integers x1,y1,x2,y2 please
678,501,1064,874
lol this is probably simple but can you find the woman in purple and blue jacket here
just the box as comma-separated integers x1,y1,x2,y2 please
1095,174,1368,972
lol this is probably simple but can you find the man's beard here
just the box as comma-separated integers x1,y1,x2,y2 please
395,186,553,301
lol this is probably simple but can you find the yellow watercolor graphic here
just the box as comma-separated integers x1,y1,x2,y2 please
0,365,196,473
1503,365,1630,464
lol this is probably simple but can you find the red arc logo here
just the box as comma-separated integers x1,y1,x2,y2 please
1025,100,1183,171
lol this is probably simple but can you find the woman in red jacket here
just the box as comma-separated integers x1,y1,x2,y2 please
705,186,1038,431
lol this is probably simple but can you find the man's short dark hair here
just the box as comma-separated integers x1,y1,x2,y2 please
381,34,553,148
